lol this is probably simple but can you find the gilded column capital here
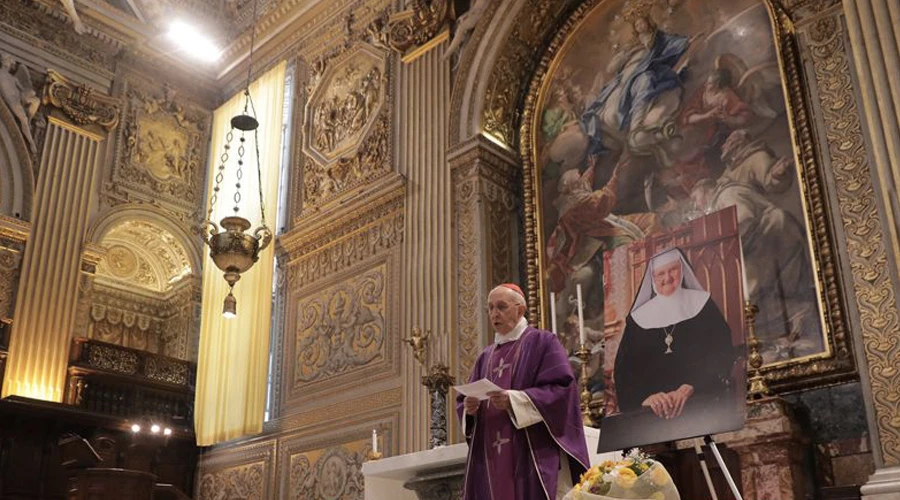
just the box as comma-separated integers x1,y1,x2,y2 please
42,70,120,131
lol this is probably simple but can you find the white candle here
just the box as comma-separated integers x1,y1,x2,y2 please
739,245,750,303
372,429,378,453
549,292,557,334
576,284,586,345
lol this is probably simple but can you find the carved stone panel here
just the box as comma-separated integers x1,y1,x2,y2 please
283,257,399,409
108,79,210,214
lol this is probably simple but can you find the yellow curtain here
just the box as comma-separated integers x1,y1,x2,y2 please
195,61,286,446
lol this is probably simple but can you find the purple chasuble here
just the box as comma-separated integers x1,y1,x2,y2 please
456,327,589,500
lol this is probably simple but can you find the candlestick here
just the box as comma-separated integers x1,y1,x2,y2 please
372,429,378,454
549,291,557,334
576,284,585,345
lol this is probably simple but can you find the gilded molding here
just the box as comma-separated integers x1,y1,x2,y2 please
0,246,22,320
264,387,402,434
481,0,578,147
805,13,900,465
516,0,854,392
282,176,405,289
0,215,31,245
448,0,503,146
450,136,519,378
42,70,119,130
386,0,451,54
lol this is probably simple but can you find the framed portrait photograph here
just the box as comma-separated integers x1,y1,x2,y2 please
598,208,747,451
520,0,854,396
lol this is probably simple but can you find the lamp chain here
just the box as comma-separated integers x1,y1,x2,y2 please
207,129,233,220
234,134,245,213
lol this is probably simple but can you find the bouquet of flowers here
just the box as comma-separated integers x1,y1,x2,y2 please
563,450,680,500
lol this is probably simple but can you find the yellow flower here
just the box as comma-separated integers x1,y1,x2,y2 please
649,465,670,486
615,467,638,489
616,458,634,467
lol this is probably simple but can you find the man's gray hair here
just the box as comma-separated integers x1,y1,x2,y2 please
489,285,527,308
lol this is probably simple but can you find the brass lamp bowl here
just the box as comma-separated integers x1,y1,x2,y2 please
204,216,273,287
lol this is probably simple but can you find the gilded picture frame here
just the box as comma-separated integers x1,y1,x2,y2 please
519,0,855,393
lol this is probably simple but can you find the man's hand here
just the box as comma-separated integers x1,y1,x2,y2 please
641,392,674,419
464,396,481,415
486,391,511,411
665,384,694,419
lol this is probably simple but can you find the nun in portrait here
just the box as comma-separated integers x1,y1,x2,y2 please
608,247,742,448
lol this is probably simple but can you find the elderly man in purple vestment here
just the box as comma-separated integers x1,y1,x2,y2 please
456,283,589,499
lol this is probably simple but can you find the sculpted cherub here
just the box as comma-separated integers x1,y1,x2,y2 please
403,326,430,367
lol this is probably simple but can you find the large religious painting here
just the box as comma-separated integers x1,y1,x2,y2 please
599,208,747,451
523,0,853,395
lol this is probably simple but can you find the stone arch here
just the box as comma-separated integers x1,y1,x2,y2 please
0,101,34,220
86,204,202,276
448,0,580,148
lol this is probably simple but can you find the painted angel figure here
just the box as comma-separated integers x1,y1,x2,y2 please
662,51,784,194
442,0,490,62
0,54,39,153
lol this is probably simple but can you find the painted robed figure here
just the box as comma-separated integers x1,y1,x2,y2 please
456,284,589,499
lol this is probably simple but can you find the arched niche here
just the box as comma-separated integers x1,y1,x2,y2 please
81,205,202,360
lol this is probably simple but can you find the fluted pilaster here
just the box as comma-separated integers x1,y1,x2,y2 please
397,44,454,453
1,117,102,401
842,0,900,494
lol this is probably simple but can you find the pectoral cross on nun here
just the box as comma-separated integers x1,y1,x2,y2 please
492,358,510,379
492,432,510,455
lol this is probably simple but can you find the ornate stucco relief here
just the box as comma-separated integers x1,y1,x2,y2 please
108,79,209,214
198,462,266,500
288,443,367,499
198,441,275,500
292,264,386,384
282,254,400,409
300,42,391,214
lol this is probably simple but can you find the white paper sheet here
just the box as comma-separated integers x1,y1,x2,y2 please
452,378,503,401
